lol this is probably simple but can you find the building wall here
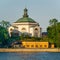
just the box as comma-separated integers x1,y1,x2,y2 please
22,42,49,48
8,26,14,36
30,27,34,36
8,22,41,37
18,25,29,33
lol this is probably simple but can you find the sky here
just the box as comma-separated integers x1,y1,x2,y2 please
0,0,60,32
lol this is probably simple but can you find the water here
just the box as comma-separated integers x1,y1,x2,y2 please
0,52,60,60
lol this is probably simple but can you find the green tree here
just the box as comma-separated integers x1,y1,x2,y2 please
47,18,58,39
49,18,58,26
47,18,60,47
0,20,11,29
0,26,9,47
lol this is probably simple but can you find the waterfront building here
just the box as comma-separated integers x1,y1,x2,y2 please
11,41,55,48
22,41,49,48
8,8,42,37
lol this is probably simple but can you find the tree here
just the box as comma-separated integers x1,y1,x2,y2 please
49,18,58,26
0,26,9,47
48,18,58,39
47,18,60,47
0,20,11,29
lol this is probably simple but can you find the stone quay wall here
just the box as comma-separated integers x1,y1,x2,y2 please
0,48,60,52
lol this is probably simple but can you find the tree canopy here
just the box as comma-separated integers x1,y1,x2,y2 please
0,25,9,47
47,18,60,47
0,20,11,29
0,20,11,47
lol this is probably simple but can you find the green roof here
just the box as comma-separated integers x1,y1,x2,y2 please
15,8,36,23
15,17,36,23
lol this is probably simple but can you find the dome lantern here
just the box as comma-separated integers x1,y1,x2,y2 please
15,8,36,23
23,8,29,17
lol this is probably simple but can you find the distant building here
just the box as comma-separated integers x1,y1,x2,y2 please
8,8,42,37
42,32,47,37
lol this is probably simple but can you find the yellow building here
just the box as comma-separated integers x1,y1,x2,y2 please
22,41,49,48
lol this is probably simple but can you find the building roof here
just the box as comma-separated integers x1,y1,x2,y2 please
15,8,36,23
16,17,36,23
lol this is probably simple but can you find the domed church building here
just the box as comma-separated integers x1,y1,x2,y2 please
8,8,42,37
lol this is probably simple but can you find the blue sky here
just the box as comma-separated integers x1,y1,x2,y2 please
0,0,60,32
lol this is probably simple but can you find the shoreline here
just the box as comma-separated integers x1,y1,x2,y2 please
0,48,60,52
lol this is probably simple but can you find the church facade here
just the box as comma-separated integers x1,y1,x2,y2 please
8,8,42,37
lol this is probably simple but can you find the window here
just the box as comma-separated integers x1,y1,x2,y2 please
40,45,42,47
34,28,38,37
36,45,38,48
31,45,34,47
44,45,47,47
35,28,38,30
22,28,26,32
10,28,13,31
22,28,26,30
27,45,29,47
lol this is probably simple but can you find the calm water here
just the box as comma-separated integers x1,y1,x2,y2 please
0,52,60,60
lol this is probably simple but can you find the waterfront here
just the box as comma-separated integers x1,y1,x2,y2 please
0,48,60,52
0,52,60,60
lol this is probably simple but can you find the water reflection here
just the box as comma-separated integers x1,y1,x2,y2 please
0,52,60,60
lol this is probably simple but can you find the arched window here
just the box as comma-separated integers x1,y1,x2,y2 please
10,28,13,31
34,28,38,37
36,45,38,48
22,28,26,32
35,28,38,30
22,28,26,30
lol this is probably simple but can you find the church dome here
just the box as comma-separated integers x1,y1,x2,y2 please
16,17,36,23
15,8,36,23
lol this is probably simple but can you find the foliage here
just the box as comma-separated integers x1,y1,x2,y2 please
47,18,60,47
0,25,9,47
20,33,41,41
0,20,11,29
0,20,11,47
